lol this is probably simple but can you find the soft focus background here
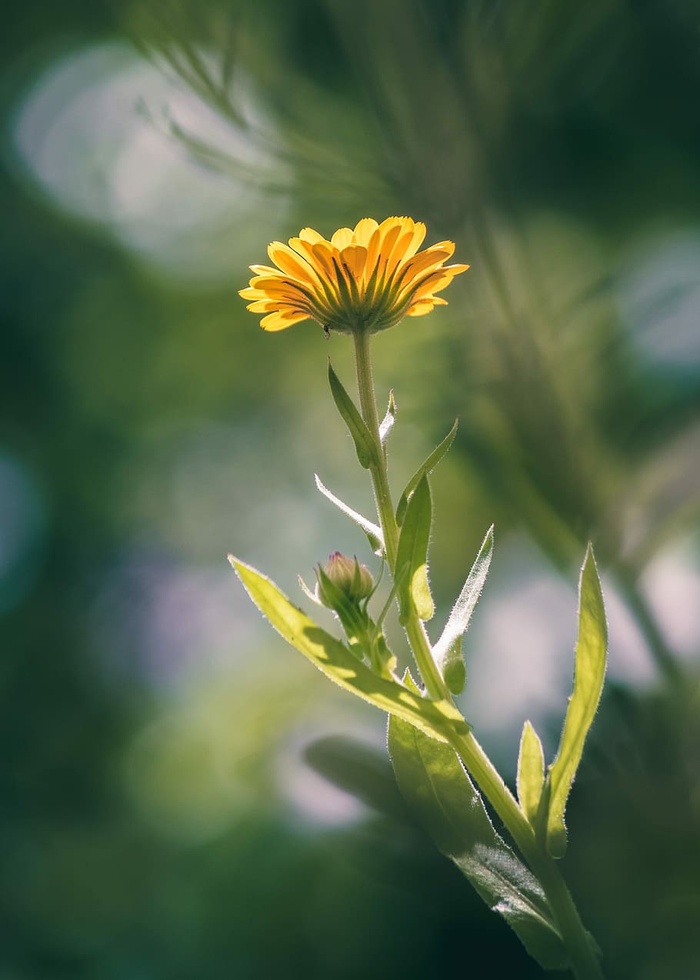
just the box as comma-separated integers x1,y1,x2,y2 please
3,1,700,977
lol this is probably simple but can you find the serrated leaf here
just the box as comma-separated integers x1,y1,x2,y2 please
328,361,378,469
314,474,384,555
517,721,545,828
395,474,434,622
396,419,458,525
388,714,569,971
379,390,397,445
229,556,468,743
545,547,608,858
433,525,493,691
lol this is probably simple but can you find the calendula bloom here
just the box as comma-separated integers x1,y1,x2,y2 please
239,216,469,334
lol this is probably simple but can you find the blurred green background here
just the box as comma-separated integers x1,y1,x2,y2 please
2,1,700,977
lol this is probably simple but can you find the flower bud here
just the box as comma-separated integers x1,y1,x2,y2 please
317,553,374,609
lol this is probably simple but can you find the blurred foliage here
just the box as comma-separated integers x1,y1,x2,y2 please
2,0,700,977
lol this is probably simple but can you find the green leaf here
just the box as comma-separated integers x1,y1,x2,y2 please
432,525,493,693
396,419,458,525
388,713,569,971
229,556,468,743
379,390,397,445
395,474,434,622
545,546,608,858
314,474,384,555
304,734,408,821
328,361,378,469
517,721,546,828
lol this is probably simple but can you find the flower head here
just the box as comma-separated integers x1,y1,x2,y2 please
239,216,469,334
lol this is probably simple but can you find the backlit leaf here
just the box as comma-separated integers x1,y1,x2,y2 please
388,713,569,971
328,360,378,469
229,556,468,743
545,547,608,858
517,721,546,828
395,474,434,622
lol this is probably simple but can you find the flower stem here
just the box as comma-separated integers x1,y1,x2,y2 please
351,327,604,980
352,330,448,702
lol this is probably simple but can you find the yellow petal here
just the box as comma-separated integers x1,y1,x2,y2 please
298,227,326,244
248,276,303,296
383,229,421,278
250,264,284,277
399,248,453,285
311,241,340,281
352,217,379,246
268,242,318,283
339,244,368,280
425,240,456,259
330,227,353,249
399,221,427,261
406,299,436,317
410,270,453,302
288,237,320,267
260,310,310,331
375,222,403,276
246,299,283,313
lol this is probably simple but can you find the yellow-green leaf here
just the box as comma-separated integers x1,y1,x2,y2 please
517,720,545,828
545,547,608,858
229,556,467,743
388,713,569,971
328,361,378,469
395,474,434,622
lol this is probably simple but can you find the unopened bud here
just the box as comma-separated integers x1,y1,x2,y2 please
317,552,374,609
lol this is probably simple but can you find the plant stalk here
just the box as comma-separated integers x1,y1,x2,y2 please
351,328,604,980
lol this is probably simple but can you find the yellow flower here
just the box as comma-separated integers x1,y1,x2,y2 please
239,216,469,334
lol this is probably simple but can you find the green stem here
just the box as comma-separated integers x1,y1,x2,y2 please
448,730,603,980
353,330,448,702
351,327,604,980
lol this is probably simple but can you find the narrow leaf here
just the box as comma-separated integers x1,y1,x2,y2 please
545,547,608,858
379,390,397,445
395,474,434,622
304,735,408,821
315,474,384,555
517,721,545,827
433,525,494,690
229,556,468,743
388,714,569,971
328,361,378,469
396,419,458,525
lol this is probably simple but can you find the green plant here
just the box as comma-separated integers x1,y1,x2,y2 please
231,216,608,978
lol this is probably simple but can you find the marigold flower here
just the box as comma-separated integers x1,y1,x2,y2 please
239,216,469,334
